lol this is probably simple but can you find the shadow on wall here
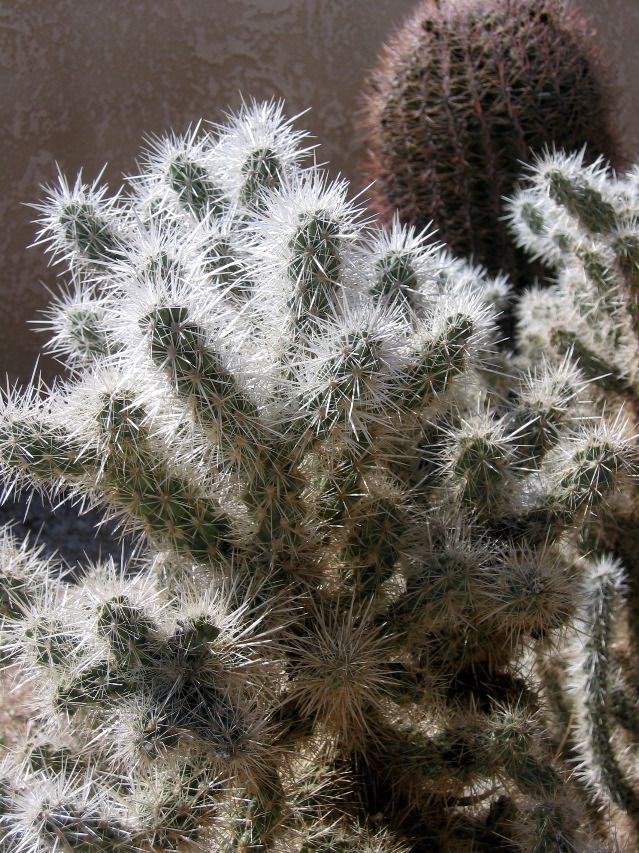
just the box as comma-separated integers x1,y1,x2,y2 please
2,0,638,384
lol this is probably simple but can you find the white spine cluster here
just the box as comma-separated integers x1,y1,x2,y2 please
506,148,639,395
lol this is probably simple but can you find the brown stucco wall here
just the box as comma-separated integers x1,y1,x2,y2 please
2,0,638,383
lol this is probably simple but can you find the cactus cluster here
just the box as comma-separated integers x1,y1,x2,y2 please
361,0,617,290
506,148,639,838
0,103,635,851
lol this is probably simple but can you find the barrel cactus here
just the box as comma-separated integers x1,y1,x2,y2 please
361,0,618,291
0,102,633,851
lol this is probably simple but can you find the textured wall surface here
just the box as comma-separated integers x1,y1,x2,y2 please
579,0,639,161
2,0,638,382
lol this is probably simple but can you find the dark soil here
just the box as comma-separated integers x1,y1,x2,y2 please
0,490,135,570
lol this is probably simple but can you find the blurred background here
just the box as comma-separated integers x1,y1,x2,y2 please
2,0,638,384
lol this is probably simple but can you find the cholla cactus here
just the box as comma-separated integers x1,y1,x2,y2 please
0,102,633,851
507,147,639,841
361,0,618,292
